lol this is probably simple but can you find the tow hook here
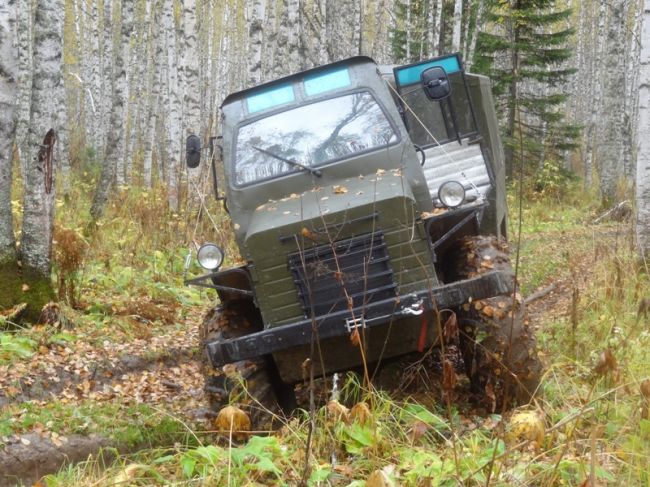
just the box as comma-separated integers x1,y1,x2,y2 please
402,298,424,316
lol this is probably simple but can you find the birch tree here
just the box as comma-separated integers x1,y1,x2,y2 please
599,0,627,202
20,0,64,299
14,0,32,171
248,0,266,86
637,0,650,258
451,0,463,52
0,0,17,265
91,0,130,220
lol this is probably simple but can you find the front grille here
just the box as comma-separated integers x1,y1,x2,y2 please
288,232,397,318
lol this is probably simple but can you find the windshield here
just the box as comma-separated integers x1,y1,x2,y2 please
234,91,398,186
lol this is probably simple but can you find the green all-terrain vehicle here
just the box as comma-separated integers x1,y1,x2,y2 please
184,54,542,418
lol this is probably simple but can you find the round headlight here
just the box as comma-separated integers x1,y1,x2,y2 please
438,181,466,208
197,243,224,270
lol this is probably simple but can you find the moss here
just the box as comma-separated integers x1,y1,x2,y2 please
0,262,55,324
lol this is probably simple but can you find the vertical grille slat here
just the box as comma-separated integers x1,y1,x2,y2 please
288,232,397,317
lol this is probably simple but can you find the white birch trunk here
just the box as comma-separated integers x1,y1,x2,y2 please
164,0,182,210
143,5,162,188
637,0,650,257
584,0,608,188
90,0,129,220
466,0,483,70
116,0,133,186
452,0,463,53
183,0,200,137
599,0,627,201
287,0,301,71
248,0,266,86
99,0,114,154
433,0,443,56
15,0,32,173
0,0,17,263
21,0,64,277
87,0,102,149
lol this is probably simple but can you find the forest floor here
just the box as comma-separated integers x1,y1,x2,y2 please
1,185,649,486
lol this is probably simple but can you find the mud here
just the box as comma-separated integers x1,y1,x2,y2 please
0,434,111,487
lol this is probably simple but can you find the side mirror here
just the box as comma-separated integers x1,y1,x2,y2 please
421,66,451,101
186,134,202,168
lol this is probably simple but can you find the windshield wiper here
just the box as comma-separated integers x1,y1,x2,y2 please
253,146,322,177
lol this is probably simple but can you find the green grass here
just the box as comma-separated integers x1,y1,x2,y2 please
0,399,194,451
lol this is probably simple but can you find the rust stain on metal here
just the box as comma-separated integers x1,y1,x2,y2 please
39,129,56,194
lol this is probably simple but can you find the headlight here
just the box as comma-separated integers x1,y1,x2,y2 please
438,181,466,208
197,243,224,270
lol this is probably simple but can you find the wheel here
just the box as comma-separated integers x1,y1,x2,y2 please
199,300,295,428
446,235,542,411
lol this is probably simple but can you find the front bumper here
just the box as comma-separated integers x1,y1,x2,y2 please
207,270,513,367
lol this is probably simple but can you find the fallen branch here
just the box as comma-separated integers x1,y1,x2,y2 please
593,200,630,224
525,283,557,305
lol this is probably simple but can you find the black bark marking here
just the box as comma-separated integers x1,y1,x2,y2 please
38,128,56,194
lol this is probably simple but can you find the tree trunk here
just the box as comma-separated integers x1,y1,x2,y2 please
637,0,650,258
183,0,200,138
19,0,64,318
91,0,130,221
433,0,443,56
15,0,32,173
164,0,182,210
248,0,266,86
599,0,627,202
115,0,133,186
451,0,463,53
0,0,18,264
143,5,162,188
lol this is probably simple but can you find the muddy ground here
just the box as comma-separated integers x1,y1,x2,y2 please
0,237,597,486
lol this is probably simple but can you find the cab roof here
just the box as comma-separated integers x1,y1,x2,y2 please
221,56,378,110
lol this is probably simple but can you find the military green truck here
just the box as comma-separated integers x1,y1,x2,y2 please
184,54,542,418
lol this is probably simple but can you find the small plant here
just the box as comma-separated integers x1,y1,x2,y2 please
0,332,36,363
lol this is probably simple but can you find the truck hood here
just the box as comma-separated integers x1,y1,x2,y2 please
244,169,417,245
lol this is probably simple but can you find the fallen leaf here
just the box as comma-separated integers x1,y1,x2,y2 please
349,402,372,425
20,437,30,446
366,468,394,487
350,328,361,347
21,284,30,292
326,400,349,423
333,185,348,194
111,464,148,486
409,420,430,443
593,349,617,376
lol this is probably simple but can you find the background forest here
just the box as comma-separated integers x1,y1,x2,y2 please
1,0,650,486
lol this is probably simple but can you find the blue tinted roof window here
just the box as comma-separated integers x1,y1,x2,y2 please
395,55,461,87
247,84,295,113
304,68,351,96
